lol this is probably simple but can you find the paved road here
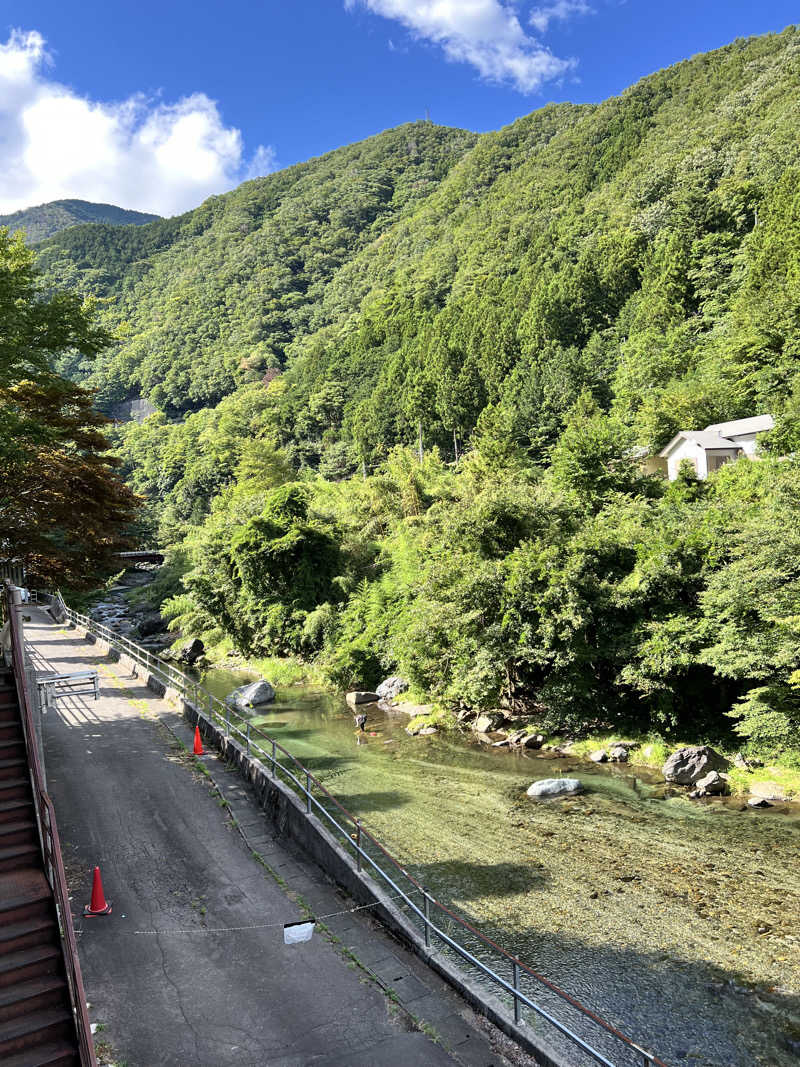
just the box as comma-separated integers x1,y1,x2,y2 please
27,608,516,1067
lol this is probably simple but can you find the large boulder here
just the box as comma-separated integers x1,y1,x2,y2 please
346,691,379,706
662,746,727,785
473,711,507,734
526,778,584,799
178,638,204,665
136,613,164,638
609,745,630,763
227,680,276,709
589,750,608,763
376,676,409,701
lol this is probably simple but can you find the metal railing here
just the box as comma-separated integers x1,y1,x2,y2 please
63,602,669,1067
3,584,96,1067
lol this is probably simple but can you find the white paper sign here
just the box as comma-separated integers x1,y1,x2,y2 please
283,920,315,945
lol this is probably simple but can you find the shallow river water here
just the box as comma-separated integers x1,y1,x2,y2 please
199,669,800,1067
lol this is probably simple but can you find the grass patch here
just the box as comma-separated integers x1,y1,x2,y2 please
727,762,800,799
200,638,330,689
407,704,458,732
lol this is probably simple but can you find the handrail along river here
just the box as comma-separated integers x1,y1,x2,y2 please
60,597,669,1067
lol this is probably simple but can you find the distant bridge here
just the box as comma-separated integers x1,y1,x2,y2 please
115,550,165,566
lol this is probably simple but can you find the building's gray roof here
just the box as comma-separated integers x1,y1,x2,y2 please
704,414,774,437
659,431,738,457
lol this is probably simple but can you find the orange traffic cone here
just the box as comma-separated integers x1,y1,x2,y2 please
193,725,204,756
84,866,112,916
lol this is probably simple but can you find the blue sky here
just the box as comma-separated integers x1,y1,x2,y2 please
0,1,797,215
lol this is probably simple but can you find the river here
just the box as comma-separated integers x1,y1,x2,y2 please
197,668,800,1067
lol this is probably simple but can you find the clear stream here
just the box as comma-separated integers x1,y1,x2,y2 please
198,669,799,1067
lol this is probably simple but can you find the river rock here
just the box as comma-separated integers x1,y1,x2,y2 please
589,750,608,763
418,726,438,735
609,745,630,762
346,691,379,706
227,680,276,708
662,745,726,785
136,613,164,638
376,676,409,701
748,797,772,808
689,771,727,798
526,778,584,798
178,638,205,665
506,730,544,749
473,711,507,733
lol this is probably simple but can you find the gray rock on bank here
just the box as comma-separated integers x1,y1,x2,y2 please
527,778,584,798
689,770,728,798
346,691,379,706
662,745,726,785
506,731,544,749
376,676,409,701
178,638,205,665
227,680,276,709
473,711,507,733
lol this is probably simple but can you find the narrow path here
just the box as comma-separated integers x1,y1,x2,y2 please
26,607,518,1067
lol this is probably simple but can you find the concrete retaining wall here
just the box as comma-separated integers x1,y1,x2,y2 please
181,698,567,1067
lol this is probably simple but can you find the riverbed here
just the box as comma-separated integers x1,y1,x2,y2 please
197,669,800,1067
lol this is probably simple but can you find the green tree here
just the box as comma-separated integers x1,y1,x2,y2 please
0,229,139,587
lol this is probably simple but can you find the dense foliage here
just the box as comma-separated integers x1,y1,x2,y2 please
0,199,159,244
40,28,800,751
0,230,139,587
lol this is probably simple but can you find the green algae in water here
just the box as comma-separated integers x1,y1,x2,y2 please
199,671,800,1067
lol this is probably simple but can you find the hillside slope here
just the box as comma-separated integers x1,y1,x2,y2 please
37,124,478,410
0,198,159,242
38,27,800,476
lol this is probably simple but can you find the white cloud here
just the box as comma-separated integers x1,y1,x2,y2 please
244,144,279,181
0,30,276,217
345,0,576,93
529,1,593,34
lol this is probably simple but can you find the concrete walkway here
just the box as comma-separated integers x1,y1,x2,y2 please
26,608,521,1067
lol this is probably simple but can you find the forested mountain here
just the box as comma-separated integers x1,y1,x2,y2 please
0,199,159,243
38,124,478,410
41,28,800,470
37,27,800,754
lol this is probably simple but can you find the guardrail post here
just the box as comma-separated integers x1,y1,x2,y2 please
356,819,362,871
271,739,276,777
245,722,251,755
513,961,521,1024
305,772,312,814
423,889,431,948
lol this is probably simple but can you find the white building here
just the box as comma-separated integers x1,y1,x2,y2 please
658,414,774,481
